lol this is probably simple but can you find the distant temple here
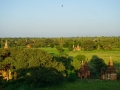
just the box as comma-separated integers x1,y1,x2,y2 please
73,44,81,51
0,64,12,81
97,44,100,49
101,56,117,80
27,44,31,48
0,64,17,81
4,40,8,49
78,60,90,79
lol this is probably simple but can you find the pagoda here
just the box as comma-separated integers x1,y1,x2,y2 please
101,56,117,80
78,60,90,79
27,44,31,48
73,44,81,51
4,40,8,49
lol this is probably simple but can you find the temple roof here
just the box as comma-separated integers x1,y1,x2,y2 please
109,56,113,66
105,66,116,73
78,60,90,73
84,61,90,71
4,40,8,49
105,56,116,73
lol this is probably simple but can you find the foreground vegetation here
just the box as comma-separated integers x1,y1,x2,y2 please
38,80,120,90
2,79,120,90
0,48,120,90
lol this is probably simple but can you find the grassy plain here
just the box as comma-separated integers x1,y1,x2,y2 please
40,47,120,72
69,50,120,63
40,47,120,63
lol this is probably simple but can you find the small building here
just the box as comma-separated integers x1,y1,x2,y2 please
101,57,117,80
0,64,12,81
73,44,81,51
27,44,31,48
78,61,90,79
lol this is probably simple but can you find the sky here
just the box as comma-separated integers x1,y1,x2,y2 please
0,0,120,37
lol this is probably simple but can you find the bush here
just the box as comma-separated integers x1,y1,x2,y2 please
67,70,78,82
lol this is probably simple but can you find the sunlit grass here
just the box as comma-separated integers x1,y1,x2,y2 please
68,50,120,63
39,48,120,71
39,47,60,55
39,47,120,64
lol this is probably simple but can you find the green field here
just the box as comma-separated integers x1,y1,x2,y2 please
40,48,120,72
40,47,120,63
69,50,120,63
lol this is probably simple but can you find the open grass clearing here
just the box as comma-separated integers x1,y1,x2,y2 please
40,47,120,63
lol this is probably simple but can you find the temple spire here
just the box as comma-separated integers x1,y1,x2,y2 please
4,40,8,49
73,44,74,48
85,58,88,62
81,60,84,65
109,56,113,66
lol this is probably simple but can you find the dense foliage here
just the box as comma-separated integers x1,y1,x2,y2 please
71,54,86,70
0,48,66,88
89,55,107,78
0,36,120,50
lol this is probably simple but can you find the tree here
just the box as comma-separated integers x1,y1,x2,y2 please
74,54,86,61
82,40,96,50
71,59,81,70
71,54,86,70
56,46,64,53
44,38,54,47
89,55,107,78
2,57,15,65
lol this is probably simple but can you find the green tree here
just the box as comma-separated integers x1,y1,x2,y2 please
89,55,107,78
56,46,64,53
82,40,96,50
71,54,86,70
2,57,15,65
71,59,81,70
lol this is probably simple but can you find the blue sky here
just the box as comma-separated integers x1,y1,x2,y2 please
0,0,120,37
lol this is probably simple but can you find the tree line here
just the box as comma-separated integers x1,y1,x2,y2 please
0,36,120,51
